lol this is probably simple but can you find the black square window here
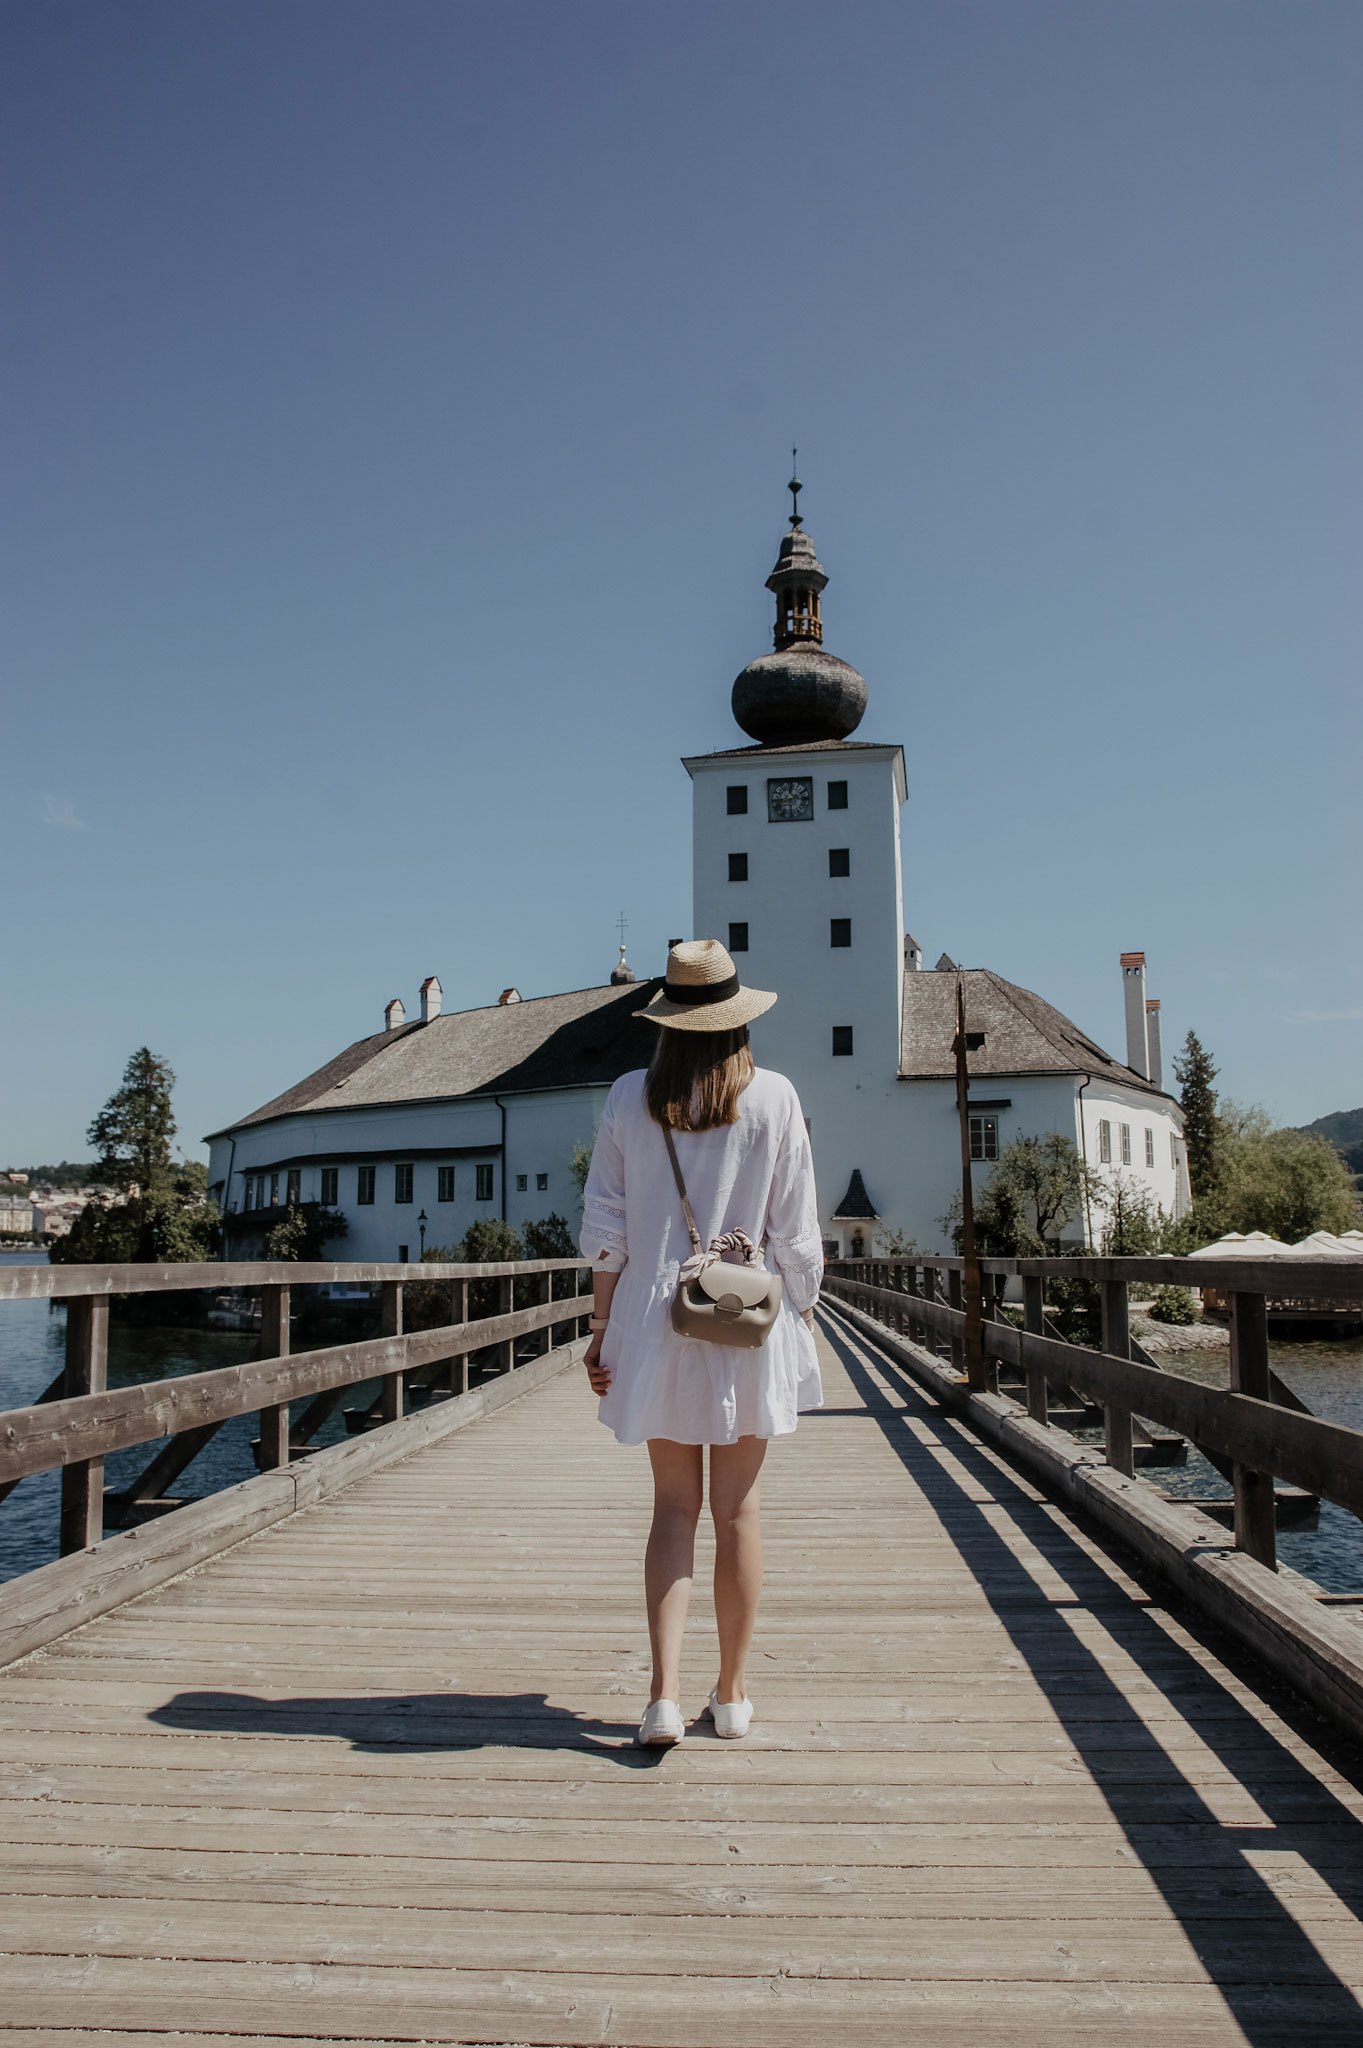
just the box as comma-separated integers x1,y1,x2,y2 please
515,1173,528,1192
728,851,748,882
829,847,850,877
437,1166,455,1202
476,1163,494,1203
726,785,748,815
357,1165,376,1205
394,1163,414,1204
830,918,852,947
827,780,848,809
320,1167,338,1205
536,1172,549,1192
728,921,749,952
832,1026,854,1056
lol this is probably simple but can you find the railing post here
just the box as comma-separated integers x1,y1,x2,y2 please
454,1277,469,1394
1230,1290,1276,1569
1023,1275,1048,1423
258,1284,291,1471
381,1280,405,1421
904,1262,921,1343
1100,1279,1133,1476
59,1293,108,1554
947,1267,964,1375
499,1273,514,1373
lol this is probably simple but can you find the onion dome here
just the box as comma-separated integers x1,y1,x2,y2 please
731,465,867,745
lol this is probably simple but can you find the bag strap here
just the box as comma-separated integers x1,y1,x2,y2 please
660,1123,704,1256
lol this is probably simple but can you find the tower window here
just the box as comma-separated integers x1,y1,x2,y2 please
320,1167,338,1206
728,852,748,882
969,1116,999,1162
476,1163,494,1203
830,918,851,947
726,786,748,815
536,1172,549,1192
438,1166,455,1202
1098,1120,1112,1164
831,1026,854,1056
827,780,848,809
357,1165,376,1205
395,1163,414,1204
729,922,749,952
829,848,850,877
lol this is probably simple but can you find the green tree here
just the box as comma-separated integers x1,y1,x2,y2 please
570,1140,594,1211
1173,1031,1219,1197
523,1212,576,1259
262,1204,350,1261
1100,1173,1166,1255
87,1049,178,1193
50,1167,221,1266
941,1134,1097,1255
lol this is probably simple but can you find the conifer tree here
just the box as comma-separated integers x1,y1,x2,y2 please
87,1048,177,1192
1173,1030,1219,1197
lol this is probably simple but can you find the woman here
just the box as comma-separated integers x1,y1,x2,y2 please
580,939,823,1748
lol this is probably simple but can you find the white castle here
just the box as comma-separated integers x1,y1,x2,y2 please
207,483,1188,1260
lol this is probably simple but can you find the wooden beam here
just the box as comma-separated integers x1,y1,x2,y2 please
257,1285,291,1471
58,1295,108,1555
380,1281,404,1422
0,1295,582,1488
0,1257,590,1303
1231,1290,1276,1570
1022,1276,1048,1424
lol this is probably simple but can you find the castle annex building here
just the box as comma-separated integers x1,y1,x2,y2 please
207,482,1188,1258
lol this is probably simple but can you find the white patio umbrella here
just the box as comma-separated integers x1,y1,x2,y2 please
1187,1230,1293,1258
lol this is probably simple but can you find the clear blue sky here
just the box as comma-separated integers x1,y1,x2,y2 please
3,0,1359,1164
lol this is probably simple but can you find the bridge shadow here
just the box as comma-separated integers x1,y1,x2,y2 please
818,1312,1363,2036
147,1689,666,1767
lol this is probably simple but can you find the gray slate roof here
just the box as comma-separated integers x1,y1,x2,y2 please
900,967,1176,1104
832,1168,879,1219
208,981,664,1138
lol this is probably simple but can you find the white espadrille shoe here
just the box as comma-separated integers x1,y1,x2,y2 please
637,1699,685,1747
707,1688,754,1739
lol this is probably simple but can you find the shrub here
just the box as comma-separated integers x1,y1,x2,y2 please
1148,1285,1197,1326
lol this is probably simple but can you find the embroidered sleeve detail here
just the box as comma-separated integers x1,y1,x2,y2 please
580,1096,629,1271
767,1226,824,1311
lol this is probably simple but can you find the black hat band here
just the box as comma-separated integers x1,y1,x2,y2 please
663,970,741,1007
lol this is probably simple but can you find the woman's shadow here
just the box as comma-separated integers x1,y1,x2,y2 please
147,1689,671,1766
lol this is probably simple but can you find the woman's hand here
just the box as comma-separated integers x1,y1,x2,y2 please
800,1307,816,1328
584,1329,612,1395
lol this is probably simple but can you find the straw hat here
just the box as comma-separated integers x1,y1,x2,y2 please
639,939,777,1033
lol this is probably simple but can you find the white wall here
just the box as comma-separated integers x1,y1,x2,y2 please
686,742,907,1248
207,1085,613,1262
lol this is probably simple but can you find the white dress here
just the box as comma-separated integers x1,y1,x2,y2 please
580,1066,825,1445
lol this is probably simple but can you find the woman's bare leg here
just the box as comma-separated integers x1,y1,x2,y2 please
645,1439,704,1704
708,1436,767,1706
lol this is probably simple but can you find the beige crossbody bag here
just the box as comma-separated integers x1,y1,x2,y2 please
661,1124,783,1349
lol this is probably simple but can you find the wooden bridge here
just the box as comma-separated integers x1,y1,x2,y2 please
2,1255,1363,2044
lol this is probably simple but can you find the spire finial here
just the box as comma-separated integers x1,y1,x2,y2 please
788,447,802,529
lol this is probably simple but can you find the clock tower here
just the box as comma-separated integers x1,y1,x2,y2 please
683,472,908,1248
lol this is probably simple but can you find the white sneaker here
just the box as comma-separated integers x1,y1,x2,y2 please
638,1699,685,1747
708,1688,754,1739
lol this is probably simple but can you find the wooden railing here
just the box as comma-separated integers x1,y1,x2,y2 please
0,1259,590,1559
822,1254,1363,1574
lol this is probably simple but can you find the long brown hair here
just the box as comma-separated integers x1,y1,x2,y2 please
645,1025,754,1131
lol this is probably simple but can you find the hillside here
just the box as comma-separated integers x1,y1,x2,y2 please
1297,1107,1363,1181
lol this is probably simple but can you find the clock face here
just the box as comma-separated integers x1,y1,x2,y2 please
767,776,814,823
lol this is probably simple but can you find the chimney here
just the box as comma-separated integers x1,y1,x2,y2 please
384,997,406,1031
419,975,442,1023
904,934,922,973
1145,998,1163,1090
1120,953,1149,1078
498,987,522,1006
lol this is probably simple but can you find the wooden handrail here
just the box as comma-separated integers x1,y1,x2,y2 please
821,1257,1363,1574
0,1258,591,1558
0,1257,589,1302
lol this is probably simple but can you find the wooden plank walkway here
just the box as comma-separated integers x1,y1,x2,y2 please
3,1312,1363,2046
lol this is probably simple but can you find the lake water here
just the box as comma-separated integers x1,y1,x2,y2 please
3,1253,1361,1592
